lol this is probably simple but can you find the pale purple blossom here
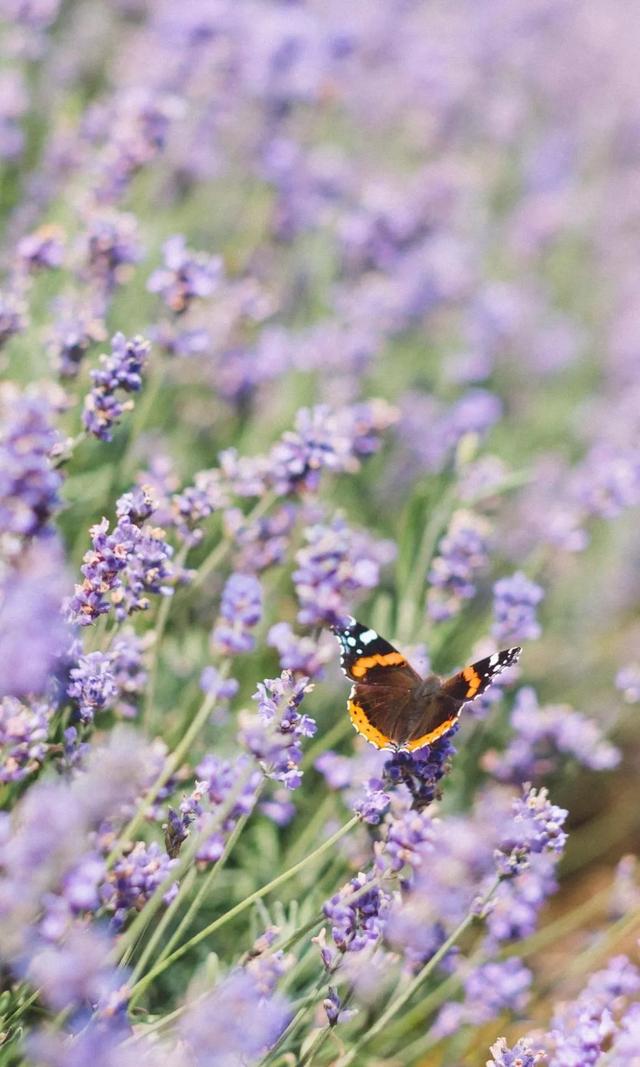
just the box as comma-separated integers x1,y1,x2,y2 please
212,573,263,655
0,383,62,539
240,671,316,790
147,234,221,314
0,697,52,782
83,333,151,441
293,515,395,628
492,572,544,644
427,510,491,622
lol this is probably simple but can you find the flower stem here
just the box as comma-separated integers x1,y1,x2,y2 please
192,490,277,590
128,815,360,1005
334,876,502,1066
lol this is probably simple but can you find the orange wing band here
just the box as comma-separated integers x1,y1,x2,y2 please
351,652,407,678
405,715,458,752
462,665,482,698
347,698,393,749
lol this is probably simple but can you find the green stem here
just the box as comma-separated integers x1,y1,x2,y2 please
396,484,459,644
129,868,196,983
335,876,502,1067
192,490,277,591
140,810,253,980
128,815,360,1006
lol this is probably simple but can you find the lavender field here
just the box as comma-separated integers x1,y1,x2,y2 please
2,2,640,1065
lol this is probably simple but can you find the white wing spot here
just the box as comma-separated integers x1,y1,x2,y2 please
360,629,378,645
347,636,356,647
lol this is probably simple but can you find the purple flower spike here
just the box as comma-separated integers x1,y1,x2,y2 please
0,537,70,698
492,571,544,644
17,224,65,273
67,652,117,724
0,697,52,782
293,514,395,628
147,234,221,314
427,510,491,622
488,1036,546,1067
495,785,568,877
324,872,391,954
212,573,263,655
240,671,316,792
83,333,151,442
0,383,62,540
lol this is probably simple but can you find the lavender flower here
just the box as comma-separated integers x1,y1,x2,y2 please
102,841,178,930
26,924,120,1015
267,401,397,496
494,786,568,877
492,572,544,644
0,383,62,539
108,627,149,718
323,872,391,955
48,300,105,378
487,1037,545,1067
427,510,491,622
483,686,619,782
224,504,297,572
166,753,260,862
0,697,52,782
352,781,390,825
17,223,65,273
83,333,151,441
82,210,141,293
240,671,316,790
616,664,640,703
68,651,118,723
67,498,173,626
267,621,331,677
435,958,532,1036
383,736,456,810
293,515,395,628
0,727,160,959
211,573,263,655
147,234,221,314
545,955,640,1065
0,537,70,697
378,806,436,874
178,970,290,1066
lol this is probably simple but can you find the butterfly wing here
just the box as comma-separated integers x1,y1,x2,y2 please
332,619,421,749
347,684,415,749
403,647,522,752
439,646,522,702
332,618,421,687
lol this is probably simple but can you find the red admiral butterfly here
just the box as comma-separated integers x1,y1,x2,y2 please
332,618,521,751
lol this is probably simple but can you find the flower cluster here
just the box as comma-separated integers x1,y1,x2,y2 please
147,234,221,314
483,686,619,782
165,753,261,863
492,572,545,644
323,872,392,957
0,697,52,782
66,492,173,625
240,672,316,791
0,383,62,542
293,515,395,627
102,841,178,931
83,333,151,441
211,573,263,655
494,786,568,878
427,510,491,622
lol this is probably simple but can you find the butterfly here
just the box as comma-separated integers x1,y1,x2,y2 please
331,617,521,751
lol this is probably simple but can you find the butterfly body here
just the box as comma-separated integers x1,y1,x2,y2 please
332,618,521,752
